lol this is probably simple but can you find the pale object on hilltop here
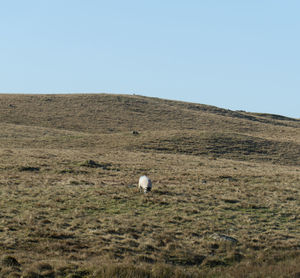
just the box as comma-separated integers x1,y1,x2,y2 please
138,175,152,193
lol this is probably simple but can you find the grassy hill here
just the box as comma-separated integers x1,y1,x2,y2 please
0,94,299,277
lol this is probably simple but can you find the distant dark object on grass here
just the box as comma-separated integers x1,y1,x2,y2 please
132,130,139,135
19,166,40,172
80,160,100,168
219,175,238,182
80,160,112,170
222,198,240,204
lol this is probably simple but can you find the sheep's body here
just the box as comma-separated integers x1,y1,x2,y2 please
138,175,152,193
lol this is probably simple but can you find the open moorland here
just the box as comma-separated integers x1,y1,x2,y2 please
0,94,299,278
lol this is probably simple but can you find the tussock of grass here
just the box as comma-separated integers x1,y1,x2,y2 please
1,256,20,267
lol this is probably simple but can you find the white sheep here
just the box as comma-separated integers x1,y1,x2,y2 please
138,175,152,193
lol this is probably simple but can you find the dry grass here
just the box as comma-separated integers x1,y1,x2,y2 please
0,94,299,277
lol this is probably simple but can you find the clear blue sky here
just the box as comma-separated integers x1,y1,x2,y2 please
1,1,299,118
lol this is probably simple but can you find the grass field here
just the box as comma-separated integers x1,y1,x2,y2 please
0,94,299,277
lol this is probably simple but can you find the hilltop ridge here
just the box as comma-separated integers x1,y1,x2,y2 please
0,94,299,133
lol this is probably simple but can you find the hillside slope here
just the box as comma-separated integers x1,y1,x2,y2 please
0,93,299,165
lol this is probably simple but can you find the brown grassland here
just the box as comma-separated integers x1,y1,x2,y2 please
0,93,299,277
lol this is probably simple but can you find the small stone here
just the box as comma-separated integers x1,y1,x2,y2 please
210,233,238,244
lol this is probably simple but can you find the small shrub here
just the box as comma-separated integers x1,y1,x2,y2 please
1,256,20,267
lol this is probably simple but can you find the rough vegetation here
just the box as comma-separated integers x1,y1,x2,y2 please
0,93,299,277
